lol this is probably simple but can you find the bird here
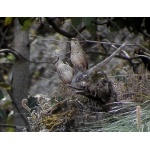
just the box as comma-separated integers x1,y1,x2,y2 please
70,38,88,71
54,56,74,84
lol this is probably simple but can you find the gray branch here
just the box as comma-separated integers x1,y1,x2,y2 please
87,41,127,75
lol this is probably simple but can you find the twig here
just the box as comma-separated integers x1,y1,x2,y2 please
0,48,53,64
107,17,150,52
85,40,140,46
131,55,150,60
0,26,9,48
87,42,127,75
38,39,142,47
45,17,86,38
27,18,47,46
86,51,131,61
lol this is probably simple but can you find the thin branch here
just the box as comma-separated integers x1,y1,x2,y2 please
38,39,142,47
86,51,131,61
106,17,150,52
45,17,86,38
0,26,9,48
87,42,127,75
131,55,150,60
85,40,140,46
0,48,54,64
27,18,47,46
0,49,23,60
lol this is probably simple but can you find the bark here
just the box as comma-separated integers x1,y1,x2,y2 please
12,18,30,131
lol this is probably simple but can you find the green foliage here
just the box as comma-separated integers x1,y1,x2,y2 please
126,17,143,32
82,17,94,26
28,96,37,111
6,113,14,132
4,17,13,26
71,17,82,28
109,17,144,33
0,89,4,99
82,17,97,33
0,92,13,132
0,82,12,90
18,17,33,30
109,18,126,32
0,109,7,121
6,54,15,61
71,17,96,34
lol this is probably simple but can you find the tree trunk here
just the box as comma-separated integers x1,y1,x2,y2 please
12,18,30,131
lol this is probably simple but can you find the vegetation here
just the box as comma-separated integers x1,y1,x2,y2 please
0,17,150,132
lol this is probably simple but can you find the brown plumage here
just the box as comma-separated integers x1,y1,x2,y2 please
70,38,88,71
54,57,74,84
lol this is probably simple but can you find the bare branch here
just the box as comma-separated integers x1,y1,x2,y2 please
86,51,131,61
0,49,23,60
0,26,9,48
45,17,86,38
0,48,54,64
87,41,127,74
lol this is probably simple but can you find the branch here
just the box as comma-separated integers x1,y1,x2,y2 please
0,26,9,48
45,17,86,38
131,55,150,60
0,49,23,60
86,51,131,61
87,42,127,75
27,19,47,46
0,48,53,64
